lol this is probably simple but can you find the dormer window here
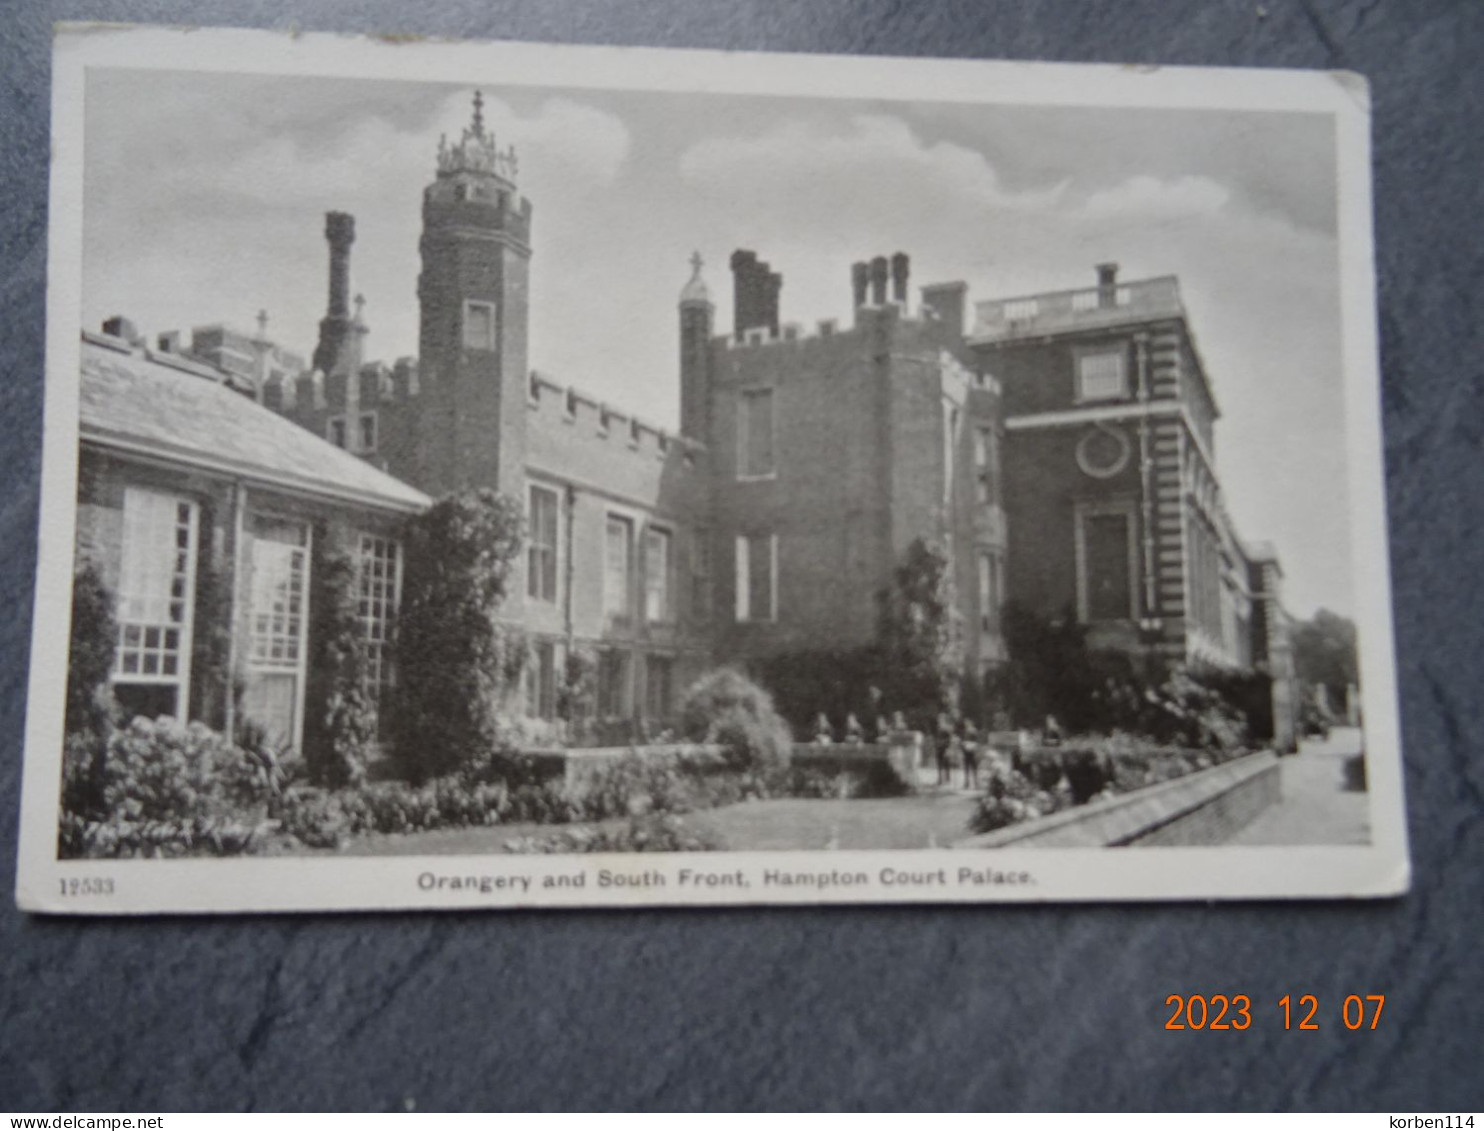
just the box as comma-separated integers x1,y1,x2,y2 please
1075,346,1128,403
463,300,497,351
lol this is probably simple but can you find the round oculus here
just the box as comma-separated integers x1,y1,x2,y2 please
1076,424,1132,479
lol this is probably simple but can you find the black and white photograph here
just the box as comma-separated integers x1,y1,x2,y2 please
17,25,1406,912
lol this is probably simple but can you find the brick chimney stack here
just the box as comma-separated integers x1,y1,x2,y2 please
730,249,782,340
851,261,870,309
869,256,888,306
314,211,357,375
890,252,910,306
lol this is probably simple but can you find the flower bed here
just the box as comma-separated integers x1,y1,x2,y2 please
969,734,1252,835
61,716,917,857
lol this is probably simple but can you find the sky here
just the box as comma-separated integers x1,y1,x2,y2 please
81,68,1353,619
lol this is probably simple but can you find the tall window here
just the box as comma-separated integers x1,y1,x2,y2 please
644,527,671,623
597,649,629,718
356,533,400,703
527,485,559,603
974,427,998,505
1078,506,1136,622
734,533,777,623
248,521,309,669
358,412,378,454
1075,347,1128,402
645,655,674,722
604,515,633,620
977,550,1001,633
525,640,556,721
463,299,497,351
327,417,347,449
691,534,711,622
114,488,197,722
737,388,776,478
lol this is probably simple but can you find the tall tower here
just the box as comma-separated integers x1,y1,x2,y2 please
415,91,533,497
313,211,361,378
678,251,714,443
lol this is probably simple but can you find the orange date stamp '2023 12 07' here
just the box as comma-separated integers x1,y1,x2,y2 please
1163,993,1387,1031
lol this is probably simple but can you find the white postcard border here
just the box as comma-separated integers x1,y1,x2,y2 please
17,24,1408,914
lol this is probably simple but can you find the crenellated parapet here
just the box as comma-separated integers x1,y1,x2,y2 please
526,369,707,472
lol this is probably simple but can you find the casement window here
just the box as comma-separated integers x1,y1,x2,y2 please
604,515,634,620
734,533,778,623
974,427,998,506
977,550,1002,634
327,416,347,449
462,299,498,351
525,640,556,721
691,534,711,622
113,488,197,723
358,412,378,454
248,521,309,670
356,533,401,703
597,649,630,718
645,655,675,722
643,527,671,623
1075,346,1129,403
527,485,560,603
1077,503,1138,622
737,388,776,478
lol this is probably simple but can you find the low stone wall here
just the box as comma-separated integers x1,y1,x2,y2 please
957,750,1281,849
521,744,726,789
791,741,920,789
519,740,923,792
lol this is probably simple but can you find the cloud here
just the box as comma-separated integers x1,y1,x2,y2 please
493,97,632,188
1078,174,1232,220
679,114,1066,218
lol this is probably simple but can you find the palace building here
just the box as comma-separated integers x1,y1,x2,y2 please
81,93,1297,752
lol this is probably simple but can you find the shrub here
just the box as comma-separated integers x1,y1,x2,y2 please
59,717,275,858
302,534,379,788
63,564,119,815
65,563,117,741
969,763,1061,833
59,811,263,859
390,490,528,781
101,717,270,823
679,668,793,774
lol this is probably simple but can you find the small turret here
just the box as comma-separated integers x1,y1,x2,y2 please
680,251,714,443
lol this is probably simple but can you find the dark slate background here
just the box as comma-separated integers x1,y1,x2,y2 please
2,0,1481,1112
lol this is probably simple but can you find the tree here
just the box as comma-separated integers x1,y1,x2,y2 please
388,490,528,781
62,563,119,815
1291,608,1359,708
876,537,965,728
302,531,378,788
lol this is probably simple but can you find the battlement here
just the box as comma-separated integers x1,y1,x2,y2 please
717,312,904,353
526,369,705,469
263,356,421,414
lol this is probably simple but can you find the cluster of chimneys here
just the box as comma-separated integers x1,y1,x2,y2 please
729,249,917,342
729,250,782,343
851,252,911,309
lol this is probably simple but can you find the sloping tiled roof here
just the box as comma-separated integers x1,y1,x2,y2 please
79,336,431,513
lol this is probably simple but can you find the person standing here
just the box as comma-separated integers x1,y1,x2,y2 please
960,717,981,789
935,710,955,786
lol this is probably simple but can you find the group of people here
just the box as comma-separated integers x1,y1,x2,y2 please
806,699,1030,791
934,712,985,789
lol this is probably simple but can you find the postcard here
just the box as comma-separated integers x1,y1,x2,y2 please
17,24,1407,912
